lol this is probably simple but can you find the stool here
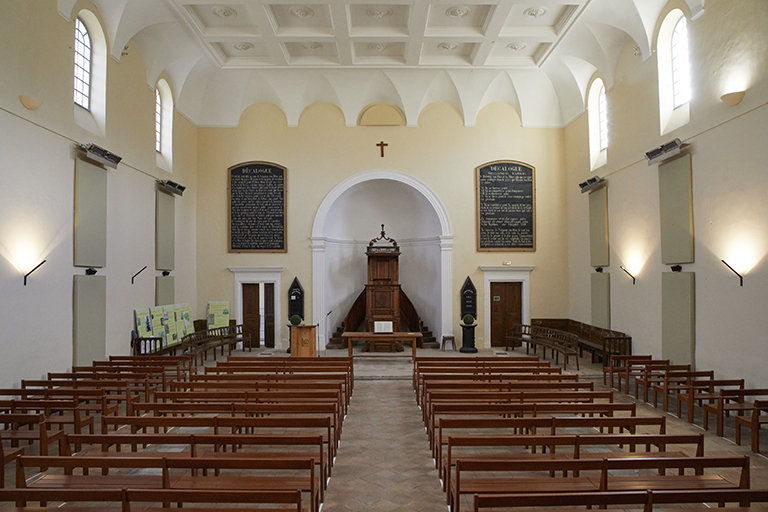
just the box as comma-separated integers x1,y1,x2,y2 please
441,335,456,351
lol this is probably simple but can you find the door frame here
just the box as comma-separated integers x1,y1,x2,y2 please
480,266,534,349
230,266,284,348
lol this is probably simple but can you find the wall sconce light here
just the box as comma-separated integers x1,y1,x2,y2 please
670,265,682,272
74,143,122,169
24,260,47,286
85,267,98,275
132,266,147,284
720,91,745,106
721,260,743,286
645,138,687,166
579,176,605,194
19,95,43,110
620,266,636,284
594,267,603,273
157,179,186,197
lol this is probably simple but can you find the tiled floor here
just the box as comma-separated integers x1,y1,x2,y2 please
3,346,767,511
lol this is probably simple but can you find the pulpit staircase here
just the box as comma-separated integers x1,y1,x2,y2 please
326,289,439,350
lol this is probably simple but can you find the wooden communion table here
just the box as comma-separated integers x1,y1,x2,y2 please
342,332,423,360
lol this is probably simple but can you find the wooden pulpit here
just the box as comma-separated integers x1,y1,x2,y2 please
290,325,317,357
365,225,401,332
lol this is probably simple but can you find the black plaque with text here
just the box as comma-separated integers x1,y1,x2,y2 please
228,162,287,252
476,160,535,251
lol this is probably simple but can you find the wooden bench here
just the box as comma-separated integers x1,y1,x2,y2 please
735,399,768,453
450,455,750,512
615,359,671,395
1,438,24,488
472,488,768,512
181,325,252,366
0,487,305,512
64,432,329,498
16,455,319,512
428,402,637,450
505,324,581,370
0,400,94,449
676,378,745,424
435,415,667,477
531,319,633,363
702,388,768,437
633,365,691,402
443,433,705,501
0,414,64,466
651,370,716,412
603,355,652,389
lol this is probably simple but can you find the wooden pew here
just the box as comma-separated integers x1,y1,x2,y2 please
615,359,670,395
450,455,750,512
427,402,637,450
472,489,768,512
64,432,329,496
16,455,319,512
1,439,24,488
676,378,745,423
0,488,304,512
0,414,64,467
650,370,715,412
443,433,705,502
1,399,94,437
702,388,768,437
435,415,667,474
633,364,691,402
602,355,652,389
734,399,768,453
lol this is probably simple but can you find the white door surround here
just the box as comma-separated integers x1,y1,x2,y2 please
229,266,284,348
479,266,534,349
311,169,454,350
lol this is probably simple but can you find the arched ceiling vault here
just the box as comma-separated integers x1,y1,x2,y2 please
59,0,705,128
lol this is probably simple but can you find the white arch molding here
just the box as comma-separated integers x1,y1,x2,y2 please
311,169,454,351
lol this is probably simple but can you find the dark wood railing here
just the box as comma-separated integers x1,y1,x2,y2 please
399,289,420,332
344,289,367,333
532,318,631,362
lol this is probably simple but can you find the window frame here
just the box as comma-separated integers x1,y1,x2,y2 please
73,17,92,111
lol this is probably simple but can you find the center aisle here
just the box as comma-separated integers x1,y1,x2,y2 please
321,378,447,512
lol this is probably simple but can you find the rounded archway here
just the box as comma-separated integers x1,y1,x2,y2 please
311,170,453,350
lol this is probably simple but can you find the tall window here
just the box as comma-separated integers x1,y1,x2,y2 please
588,78,607,170
671,17,691,109
73,17,91,110
155,89,162,153
598,84,608,151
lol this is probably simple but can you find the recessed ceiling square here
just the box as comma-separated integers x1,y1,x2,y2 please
269,4,334,36
349,4,410,36
185,4,256,30
426,4,492,36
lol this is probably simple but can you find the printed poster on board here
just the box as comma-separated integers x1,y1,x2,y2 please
207,301,230,329
163,305,179,345
150,306,166,348
135,309,152,338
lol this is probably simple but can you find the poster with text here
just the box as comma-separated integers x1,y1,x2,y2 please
149,306,166,348
207,301,230,329
135,309,152,338
163,305,179,345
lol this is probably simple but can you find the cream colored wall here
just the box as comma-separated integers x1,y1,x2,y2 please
565,0,768,386
0,0,197,387
197,101,568,347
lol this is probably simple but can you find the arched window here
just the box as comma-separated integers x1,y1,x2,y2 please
72,10,107,136
155,79,174,171
587,78,608,170
155,89,162,153
671,17,691,109
657,9,690,135
73,17,91,110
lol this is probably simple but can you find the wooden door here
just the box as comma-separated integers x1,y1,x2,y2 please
243,283,260,349
490,282,522,347
264,283,275,348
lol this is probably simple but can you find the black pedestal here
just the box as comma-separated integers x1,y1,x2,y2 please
459,323,478,353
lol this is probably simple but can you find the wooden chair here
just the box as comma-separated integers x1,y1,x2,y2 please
734,399,768,453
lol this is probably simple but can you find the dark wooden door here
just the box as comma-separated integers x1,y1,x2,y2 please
490,282,522,347
243,283,260,349
264,283,275,348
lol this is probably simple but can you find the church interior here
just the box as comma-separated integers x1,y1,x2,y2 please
1,0,768,509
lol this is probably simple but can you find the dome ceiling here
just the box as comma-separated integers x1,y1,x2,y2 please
57,0,705,127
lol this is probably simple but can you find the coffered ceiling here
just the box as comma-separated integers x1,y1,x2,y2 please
57,0,706,127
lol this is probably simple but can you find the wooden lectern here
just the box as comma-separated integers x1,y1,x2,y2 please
290,325,317,357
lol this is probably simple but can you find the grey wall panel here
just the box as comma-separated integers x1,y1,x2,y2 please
156,190,175,271
659,154,694,264
591,272,611,329
662,272,696,367
155,275,175,306
589,186,609,267
74,159,107,267
73,274,106,366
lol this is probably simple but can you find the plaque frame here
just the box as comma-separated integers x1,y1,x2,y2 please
475,160,536,252
228,161,288,253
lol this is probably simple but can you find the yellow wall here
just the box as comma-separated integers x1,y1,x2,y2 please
197,100,568,345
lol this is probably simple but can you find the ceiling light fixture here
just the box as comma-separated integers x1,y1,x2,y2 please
301,42,323,51
366,7,392,18
507,43,526,51
290,6,314,18
367,43,390,51
524,7,547,18
212,6,238,18
233,43,255,51
437,42,459,52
